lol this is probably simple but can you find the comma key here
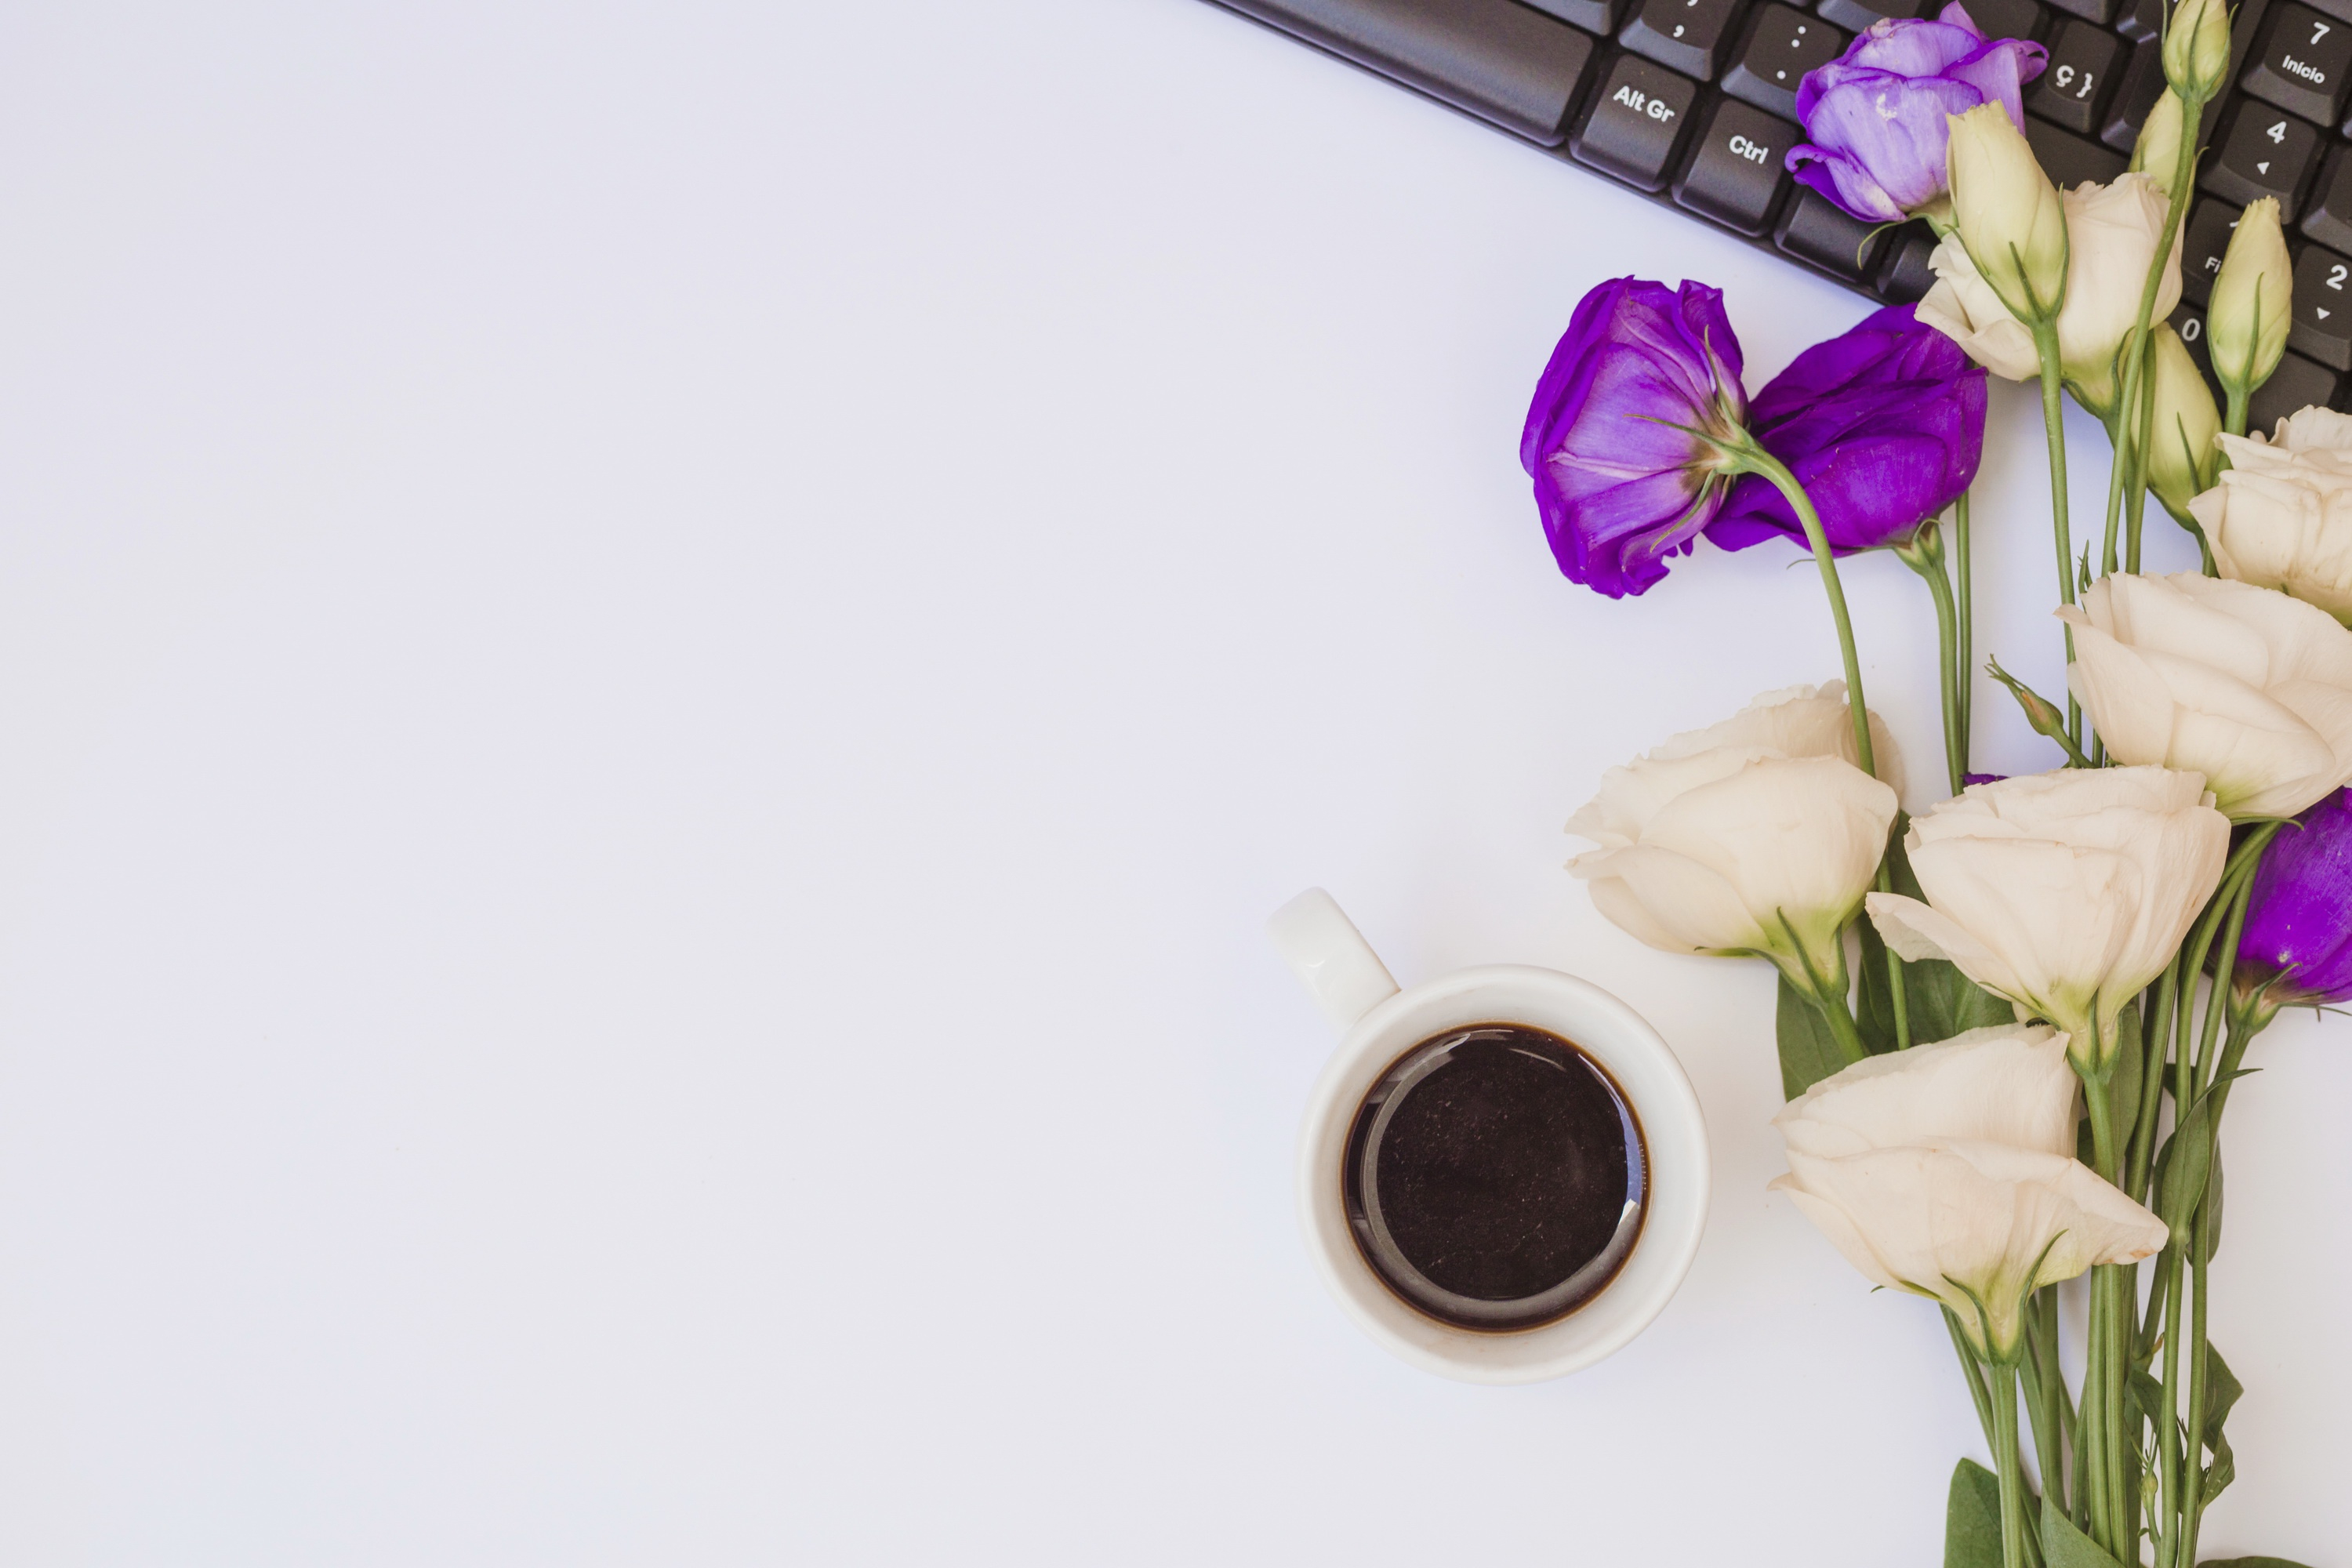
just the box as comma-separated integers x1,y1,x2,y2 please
2291,245,2352,372
1620,0,1745,81
1674,96,1796,235
2243,2,2352,129
1722,4,1845,120
1571,54,1700,192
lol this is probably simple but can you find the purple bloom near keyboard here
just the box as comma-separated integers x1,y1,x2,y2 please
1206,0,2352,426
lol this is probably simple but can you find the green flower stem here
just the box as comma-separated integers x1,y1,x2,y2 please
2128,956,2182,1200
2021,1290,2071,1522
2153,1242,2187,1568
1809,977,1871,1066
2224,384,2250,441
1948,1307,1999,1453
2031,321,2082,746
2183,1196,2215,1567
2123,93,2206,574
1896,525,1966,796
1955,491,1974,763
1737,441,1910,1049
1990,1358,2032,1568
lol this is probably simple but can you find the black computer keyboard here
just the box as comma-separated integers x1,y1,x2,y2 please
1207,0,2352,429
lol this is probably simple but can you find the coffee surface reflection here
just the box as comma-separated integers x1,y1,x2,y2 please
1342,1023,1646,1332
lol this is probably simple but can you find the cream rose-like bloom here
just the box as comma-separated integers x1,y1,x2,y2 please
1568,684,1900,991
1866,768,2229,1065
1772,1023,2161,1359
1917,170,2182,416
2059,572,2352,819
2190,408,2352,622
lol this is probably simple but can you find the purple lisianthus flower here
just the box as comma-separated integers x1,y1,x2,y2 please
1706,303,1985,554
1788,4,2046,224
2237,789,2352,1013
1521,278,1748,598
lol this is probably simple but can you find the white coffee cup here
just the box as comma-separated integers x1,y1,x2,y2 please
1268,887,1708,1384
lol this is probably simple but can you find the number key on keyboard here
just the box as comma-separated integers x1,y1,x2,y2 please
2203,100,2323,216
2026,20,2122,135
2242,2,2352,129
2303,143,2352,250
2100,37,2165,151
2291,245,2352,369
2024,115,2127,188
1675,96,1796,234
2251,350,2346,429
2117,0,2164,41
1572,54,1701,191
1722,5,1845,120
2180,198,2241,306
1621,0,1746,80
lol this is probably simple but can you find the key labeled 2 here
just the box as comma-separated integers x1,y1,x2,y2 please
2292,245,2352,370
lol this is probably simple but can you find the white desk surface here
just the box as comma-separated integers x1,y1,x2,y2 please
0,2,2341,1562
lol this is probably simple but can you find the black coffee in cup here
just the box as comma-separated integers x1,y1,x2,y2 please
1342,1022,1647,1332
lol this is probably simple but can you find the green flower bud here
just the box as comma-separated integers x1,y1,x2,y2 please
2129,89,2187,198
2209,198,2292,397
2163,0,2232,100
2147,324,2222,514
1947,103,2068,325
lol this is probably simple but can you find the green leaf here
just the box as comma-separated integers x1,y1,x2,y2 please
2157,1089,2219,1238
2106,1000,2143,1154
1777,974,1849,1101
2042,1503,2126,1568
1855,912,1900,1056
2202,1150,2226,1264
2202,1345,2245,1508
1944,1458,2004,1568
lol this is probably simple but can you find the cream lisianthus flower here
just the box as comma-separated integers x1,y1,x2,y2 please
2059,572,2352,819
1568,684,1899,992
1774,1138,2166,1360
2190,408,2352,622
1866,768,2229,1065
1917,170,2182,416
1774,1022,2079,1160
1773,1025,2162,1360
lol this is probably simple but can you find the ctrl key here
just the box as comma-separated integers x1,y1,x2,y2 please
1674,97,1795,235
1572,54,1700,192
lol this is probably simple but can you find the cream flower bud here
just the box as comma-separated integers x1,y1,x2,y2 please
2209,198,2293,399
1918,173,2181,413
2193,407,2352,621
1568,684,1900,991
1866,768,2229,1065
2129,89,2186,198
2147,322,2222,514
2164,0,2233,100
1773,1024,2161,1362
1947,103,2068,325
2060,572,2352,818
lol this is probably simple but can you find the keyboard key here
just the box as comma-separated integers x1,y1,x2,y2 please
2202,99,2324,217
2250,350,2345,429
2168,302,2223,397
1525,0,1626,34
1674,95,1796,233
1965,0,2049,38
2242,2,2352,129
2302,143,2352,250
2026,20,2121,134
1224,0,1599,146
2024,114,2127,188
2100,37,2165,151
2044,0,2114,22
2180,198,2242,306
2291,245,2352,369
1817,0,1933,33
1777,187,1892,278
1620,0,1746,79
1572,53,1701,190
2117,0,2164,41
1722,5,1845,119
1877,225,1941,303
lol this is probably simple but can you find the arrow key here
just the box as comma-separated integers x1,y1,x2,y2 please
2202,99,2322,220
2291,245,2352,372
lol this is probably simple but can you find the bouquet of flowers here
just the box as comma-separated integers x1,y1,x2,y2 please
1526,2,2351,1563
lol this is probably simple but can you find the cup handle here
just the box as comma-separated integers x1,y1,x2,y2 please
1267,887,1401,1033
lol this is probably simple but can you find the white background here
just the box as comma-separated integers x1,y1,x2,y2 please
0,2,2341,1562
